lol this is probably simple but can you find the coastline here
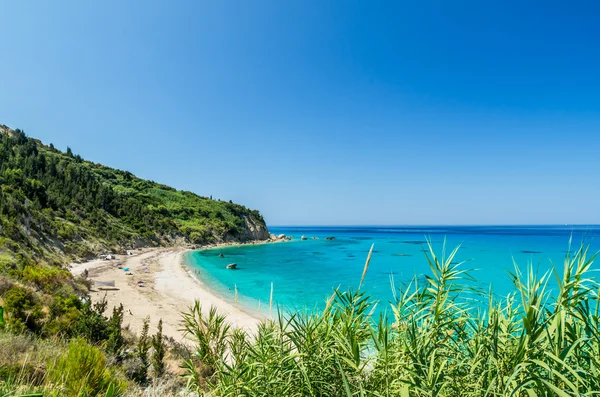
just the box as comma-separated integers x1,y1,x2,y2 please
69,240,279,341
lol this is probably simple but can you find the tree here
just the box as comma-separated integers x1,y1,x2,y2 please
151,319,166,378
106,304,124,354
135,317,150,384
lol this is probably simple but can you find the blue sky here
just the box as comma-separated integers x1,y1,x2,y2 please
1,1,599,225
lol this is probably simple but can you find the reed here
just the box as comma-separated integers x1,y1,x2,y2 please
359,243,374,289
180,242,600,396
269,282,274,312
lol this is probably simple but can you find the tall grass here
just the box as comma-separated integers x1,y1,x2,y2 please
0,333,127,397
181,242,600,396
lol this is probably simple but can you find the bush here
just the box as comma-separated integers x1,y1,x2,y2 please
151,319,166,378
21,264,70,293
2,285,43,332
43,294,83,337
105,304,125,355
132,317,151,385
47,337,126,396
73,296,110,343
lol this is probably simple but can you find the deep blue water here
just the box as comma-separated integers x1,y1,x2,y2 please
184,226,600,316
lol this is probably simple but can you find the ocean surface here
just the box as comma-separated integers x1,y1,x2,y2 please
183,226,600,316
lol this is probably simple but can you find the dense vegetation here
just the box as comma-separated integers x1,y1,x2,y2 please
180,243,600,396
0,304,180,396
0,125,268,396
0,125,266,264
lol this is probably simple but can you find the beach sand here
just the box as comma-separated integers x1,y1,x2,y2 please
69,247,262,341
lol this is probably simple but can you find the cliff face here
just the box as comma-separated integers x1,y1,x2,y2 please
0,125,269,262
225,215,270,242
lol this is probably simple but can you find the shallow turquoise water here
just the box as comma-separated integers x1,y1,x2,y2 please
184,226,600,315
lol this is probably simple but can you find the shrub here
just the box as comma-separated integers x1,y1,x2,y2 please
106,304,125,355
21,264,70,293
151,319,166,378
47,337,126,396
73,296,110,343
131,317,150,384
2,285,43,332
180,303,231,389
122,356,145,383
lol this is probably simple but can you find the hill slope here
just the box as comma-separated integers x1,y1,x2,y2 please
0,124,269,268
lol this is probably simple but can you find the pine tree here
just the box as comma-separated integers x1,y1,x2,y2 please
106,304,124,354
151,319,166,378
136,317,150,384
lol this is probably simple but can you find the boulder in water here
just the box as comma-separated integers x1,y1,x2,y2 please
301,235,307,240
226,263,238,270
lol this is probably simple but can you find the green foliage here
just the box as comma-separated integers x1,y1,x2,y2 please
106,304,125,355
180,242,600,396
0,124,266,277
73,296,110,343
132,317,151,385
0,331,131,397
21,265,70,294
180,302,231,384
151,319,166,378
2,286,43,332
47,337,126,397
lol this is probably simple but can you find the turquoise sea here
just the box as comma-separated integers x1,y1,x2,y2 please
184,226,600,316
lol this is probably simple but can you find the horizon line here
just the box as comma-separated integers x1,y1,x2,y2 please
268,224,600,227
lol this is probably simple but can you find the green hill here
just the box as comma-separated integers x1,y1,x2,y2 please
0,124,269,267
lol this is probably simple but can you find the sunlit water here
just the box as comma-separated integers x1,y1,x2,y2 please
183,226,600,316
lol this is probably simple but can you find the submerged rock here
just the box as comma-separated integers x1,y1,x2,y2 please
219,253,224,258
325,236,336,240
226,263,238,270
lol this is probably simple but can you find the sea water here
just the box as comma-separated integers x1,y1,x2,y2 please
183,226,600,316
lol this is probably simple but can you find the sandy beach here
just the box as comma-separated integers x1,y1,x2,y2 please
70,246,262,341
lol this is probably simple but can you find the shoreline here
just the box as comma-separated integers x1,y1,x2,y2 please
193,235,292,251
69,241,279,340
179,251,267,320
182,237,295,319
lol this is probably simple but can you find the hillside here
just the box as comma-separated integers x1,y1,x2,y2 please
0,124,269,268
0,125,270,392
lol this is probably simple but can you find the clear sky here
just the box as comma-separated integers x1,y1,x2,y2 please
1,1,599,225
